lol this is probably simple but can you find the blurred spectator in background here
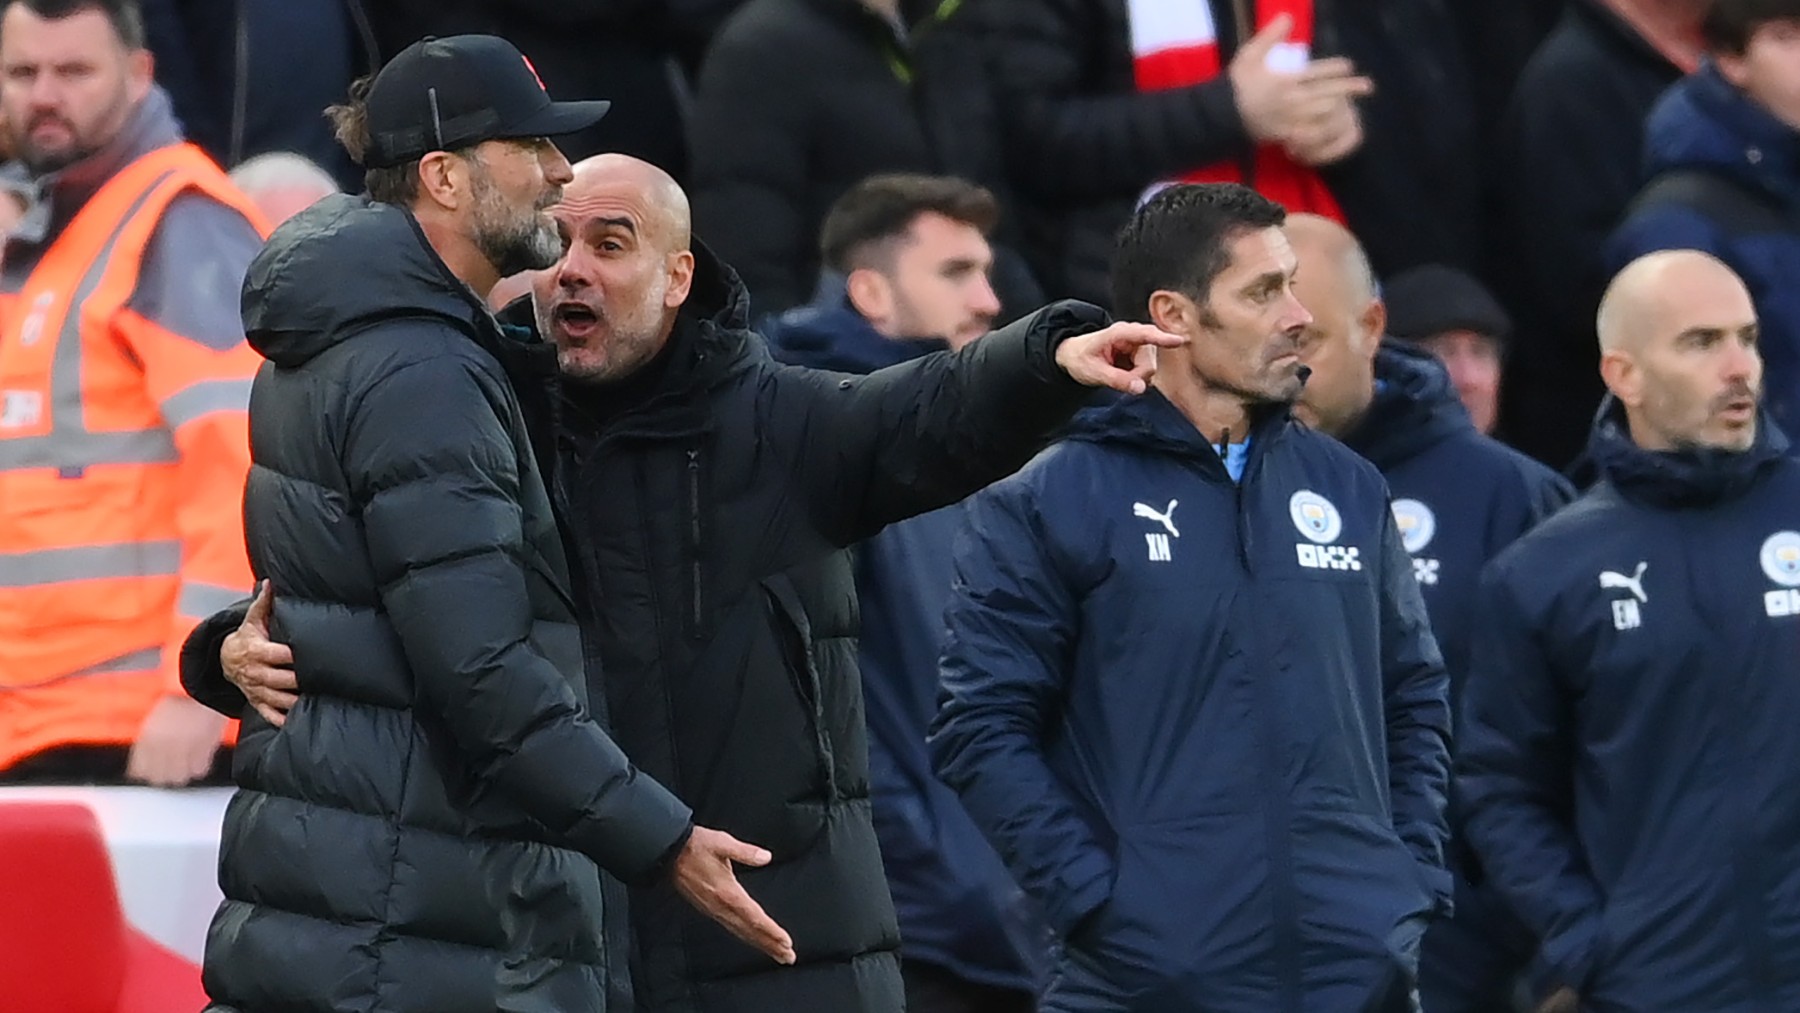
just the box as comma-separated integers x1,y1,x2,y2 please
1319,0,1485,277
1492,0,1708,470
226,150,339,228
141,0,375,191
767,173,1049,1013
1285,215,1574,1013
368,2,698,179
1608,0,1800,438
689,0,1039,322
1450,0,1567,142
1385,264,1515,438
0,0,264,786
971,0,1371,309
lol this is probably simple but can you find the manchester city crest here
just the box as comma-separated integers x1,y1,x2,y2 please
1760,532,1800,588
1289,490,1344,545
1391,499,1437,555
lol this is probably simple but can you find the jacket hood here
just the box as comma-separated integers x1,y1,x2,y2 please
242,193,496,367
767,273,948,374
1062,387,1292,471
1343,343,1471,470
1588,395,1790,509
1644,63,1800,209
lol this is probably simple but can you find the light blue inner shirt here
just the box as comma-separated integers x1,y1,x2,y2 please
1219,438,1252,483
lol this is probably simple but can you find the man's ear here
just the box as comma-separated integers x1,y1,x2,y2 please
1359,298,1388,363
1599,349,1642,408
415,151,465,212
846,267,894,326
126,47,153,104
665,250,696,309
1148,289,1195,337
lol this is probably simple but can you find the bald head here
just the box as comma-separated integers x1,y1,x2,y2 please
568,153,692,250
1596,249,1761,452
532,154,698,385
1286,214,1386,437
1597,249,1750,354
1285,214,1377,306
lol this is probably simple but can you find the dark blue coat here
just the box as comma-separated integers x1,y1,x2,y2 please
1345,345,1574,1009
1460,402,1800,1010
930,391,1452,1012
766,289,1050,993
1345,344,1576,709
1608,64,1800,433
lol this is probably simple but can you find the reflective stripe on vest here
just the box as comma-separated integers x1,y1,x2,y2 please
0,154,184,470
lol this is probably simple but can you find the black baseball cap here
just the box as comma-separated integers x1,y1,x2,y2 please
361,35,610,169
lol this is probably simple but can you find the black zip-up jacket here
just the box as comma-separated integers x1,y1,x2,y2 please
187,194,692,1013
188,241,1100,1012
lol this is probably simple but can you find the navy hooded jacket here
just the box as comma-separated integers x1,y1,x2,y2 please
1460,402,1800,1010
765,287,1050,993
930,390,1452,1012
1344,344,1576,707
1608,63,1800,434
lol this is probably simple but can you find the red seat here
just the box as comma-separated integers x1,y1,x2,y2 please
0,802,209,1013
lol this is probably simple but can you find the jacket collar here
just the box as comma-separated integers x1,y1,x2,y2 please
1342,343,1472,470
1588,396,1790,509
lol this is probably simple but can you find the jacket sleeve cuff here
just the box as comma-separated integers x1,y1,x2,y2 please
1530,911,1604,1001
179,600,252,717
1022,299,1112,392
1046,846,1117,937
570,771,696,883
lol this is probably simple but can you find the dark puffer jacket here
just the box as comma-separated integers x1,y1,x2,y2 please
545,249,1096,1012
189,194,692,1013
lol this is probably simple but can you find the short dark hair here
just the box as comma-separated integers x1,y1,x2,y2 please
1702,0,1800,54
1110,183,1287,323
0,0,145,49
820,174,1000,274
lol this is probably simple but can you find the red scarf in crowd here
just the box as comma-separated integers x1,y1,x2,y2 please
1128,0,1344,219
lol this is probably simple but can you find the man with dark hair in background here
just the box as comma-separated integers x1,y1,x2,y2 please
1609,0,1800,439
932,182,1452,1012
0,0,265,787
768,173,1049,1013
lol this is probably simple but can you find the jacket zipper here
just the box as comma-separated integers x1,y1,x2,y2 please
687,448,704,636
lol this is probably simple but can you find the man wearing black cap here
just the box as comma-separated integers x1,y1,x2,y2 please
186,35,793,1013
1384,264,1515,438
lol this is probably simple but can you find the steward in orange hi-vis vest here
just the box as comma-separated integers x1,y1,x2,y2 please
0,82,269,776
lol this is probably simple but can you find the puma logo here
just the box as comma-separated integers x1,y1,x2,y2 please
1133,499,1180,538
1599,562,1649,604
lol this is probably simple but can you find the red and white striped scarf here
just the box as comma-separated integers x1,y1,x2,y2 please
1128,0,1343,220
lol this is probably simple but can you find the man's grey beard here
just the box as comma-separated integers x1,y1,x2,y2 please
469,170,562,277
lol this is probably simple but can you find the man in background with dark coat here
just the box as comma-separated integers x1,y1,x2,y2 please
1286,214,1573,1013
768,172,1051,1013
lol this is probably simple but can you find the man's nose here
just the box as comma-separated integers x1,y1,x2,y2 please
970,276,1001,319
541,143,573,186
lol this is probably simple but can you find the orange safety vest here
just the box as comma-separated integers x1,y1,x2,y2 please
0,142,269,770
